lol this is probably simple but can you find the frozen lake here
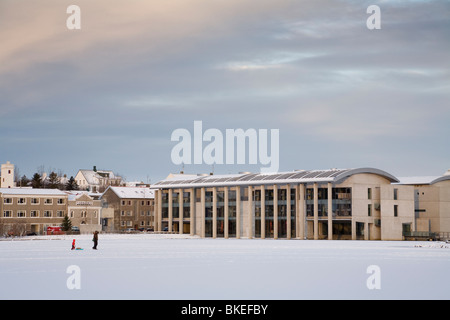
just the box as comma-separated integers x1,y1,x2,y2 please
1,234,449,300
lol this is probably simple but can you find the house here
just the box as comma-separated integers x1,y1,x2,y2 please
75,166,124,193
100,186,155,232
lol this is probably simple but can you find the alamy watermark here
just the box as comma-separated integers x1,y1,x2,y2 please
366,265,381,290
66,265,81,290
171,121,279,173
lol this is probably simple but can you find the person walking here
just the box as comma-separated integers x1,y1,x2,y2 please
92,231,99,250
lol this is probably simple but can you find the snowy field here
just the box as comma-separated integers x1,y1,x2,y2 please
1,233,450,300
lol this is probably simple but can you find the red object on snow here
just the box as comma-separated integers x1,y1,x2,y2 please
72,239,76,250
46,226,64,235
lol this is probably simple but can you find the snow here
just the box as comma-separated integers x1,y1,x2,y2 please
1,234,450,300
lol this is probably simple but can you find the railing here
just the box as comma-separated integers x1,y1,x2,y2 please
403,231,438,240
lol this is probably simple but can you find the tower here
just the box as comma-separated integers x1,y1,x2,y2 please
1,161,15,188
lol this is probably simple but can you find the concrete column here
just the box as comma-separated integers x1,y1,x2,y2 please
365,222,369,240
287,184,291,240
168,189,173,232
213,187,217,239
236,186,241,239
201,187,205,238
328,182,333,240
224,187,229,239
179,188,183,234
299,184,305,239
155,190,160,231
313,182,318,240
261,185,265,239
248,185,253,239
190,188,195,236
274,184,278,239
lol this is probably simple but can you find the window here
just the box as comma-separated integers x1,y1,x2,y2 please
394,189,398,200
368,204,372,217
30,210,39,217
57,211,65,217
17,210,26,218
121,211,125,216
18,198,26,204
4,198,12,204
368,188,372,200
45,199,53,204
3,210,12,217
44,211,52,217
122,200,126,206
394,205,398,217
31,198,39,204
57,199,65,204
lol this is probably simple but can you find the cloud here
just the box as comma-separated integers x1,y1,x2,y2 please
0,0,449,180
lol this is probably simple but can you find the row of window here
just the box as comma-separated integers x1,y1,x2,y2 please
3,198,65,204
121,211,153,216
121,200,154,206
3,210,65,218
120,220,153,227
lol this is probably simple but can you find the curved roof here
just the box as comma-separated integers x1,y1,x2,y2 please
153,167,399,189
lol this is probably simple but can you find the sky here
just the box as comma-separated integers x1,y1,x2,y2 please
0,0,449,183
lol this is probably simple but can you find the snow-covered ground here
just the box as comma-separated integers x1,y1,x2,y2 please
1,234,449,300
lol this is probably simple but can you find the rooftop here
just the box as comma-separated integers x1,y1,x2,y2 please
0,188,67,196
153,167,400,189
102,186,155,199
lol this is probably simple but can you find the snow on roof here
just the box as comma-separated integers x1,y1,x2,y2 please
78,169,120,185
153,168,399,189
396,175,450,185
0,188,67,196
107,186,155,199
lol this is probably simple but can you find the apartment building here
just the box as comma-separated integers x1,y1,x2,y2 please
0,188,68,236
100,186,155,232
152,167,450,241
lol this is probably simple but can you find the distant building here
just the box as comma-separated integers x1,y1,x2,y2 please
152,167,450,241
1,161,15,188
75,166,123,193
66,191,102,233
100,186,155,232
0,188,68,236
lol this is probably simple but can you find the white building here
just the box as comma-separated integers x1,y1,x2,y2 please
75,166,123,193
0,161,15,189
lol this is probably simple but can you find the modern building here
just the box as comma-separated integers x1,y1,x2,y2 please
100,186,155,232
0,188,68,236
396,170,450,240
75,166,124,193
152,168,450,241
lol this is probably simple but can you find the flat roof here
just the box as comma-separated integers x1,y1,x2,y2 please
395,175,450,185
0,188,67,196
153,167,399,189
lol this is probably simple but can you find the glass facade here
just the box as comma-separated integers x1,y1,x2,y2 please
160,185,351,239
